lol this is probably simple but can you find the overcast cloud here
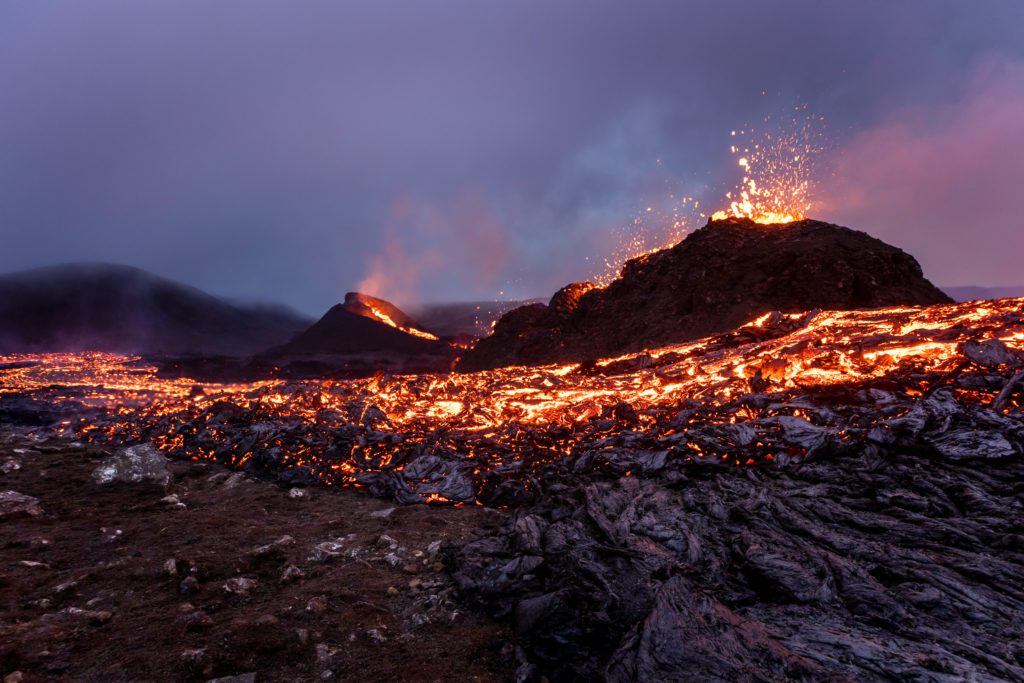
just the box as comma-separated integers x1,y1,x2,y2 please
1,1,1022,313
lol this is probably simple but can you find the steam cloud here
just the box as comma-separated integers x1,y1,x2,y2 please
819,57,1024,287
357,194,511,307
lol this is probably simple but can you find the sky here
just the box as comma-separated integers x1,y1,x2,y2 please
1,1,1022,314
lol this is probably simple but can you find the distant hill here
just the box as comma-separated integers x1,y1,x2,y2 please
0,263,311,356
942,285,1024,302
267,292,451,357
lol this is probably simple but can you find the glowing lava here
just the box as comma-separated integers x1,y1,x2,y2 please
364,304,439,340
2,297,1022,505
711,113,822,224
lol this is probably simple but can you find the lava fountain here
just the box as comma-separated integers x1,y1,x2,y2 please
710,111,823,224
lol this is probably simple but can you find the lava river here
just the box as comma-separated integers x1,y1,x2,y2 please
2,298,1023,505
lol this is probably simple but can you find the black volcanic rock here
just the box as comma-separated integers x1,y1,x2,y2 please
0,263,310,356
269,292,449,357
457,217,953,371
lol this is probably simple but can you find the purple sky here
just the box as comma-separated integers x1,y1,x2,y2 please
1,1,1022,314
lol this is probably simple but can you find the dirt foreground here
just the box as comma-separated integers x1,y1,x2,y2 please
0,433,512,682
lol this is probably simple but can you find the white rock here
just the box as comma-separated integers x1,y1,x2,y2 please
91,444,169,487
221,472,247,489
280,564,305,583
206,674,256,683
0,490,43,518
159,494,187,510
308,536,354,562
251,535,296,556
223,577,258,595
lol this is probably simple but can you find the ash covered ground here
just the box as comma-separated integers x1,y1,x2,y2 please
3,293,1024,681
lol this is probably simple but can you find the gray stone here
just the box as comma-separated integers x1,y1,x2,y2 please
251,535,295,556
280,564,305,584
961,339,1023,367
0,490,42,518
309,535,354,562
179,576,199,595
91,444,170,487
206,674,256,683
159,493,187,509
221,472,247,489
928,430,1017,460
223,577,258,596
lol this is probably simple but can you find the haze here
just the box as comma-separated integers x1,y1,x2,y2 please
1,1,1022,314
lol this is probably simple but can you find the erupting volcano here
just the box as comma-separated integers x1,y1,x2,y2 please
4,4,1023,681
709,118,820,225
5,139,1023,680
3,167,1023,680
458,216,952,371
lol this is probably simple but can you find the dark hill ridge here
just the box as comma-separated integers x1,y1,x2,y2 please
943,285,1024,302
457,217,953,371
0,263,310,356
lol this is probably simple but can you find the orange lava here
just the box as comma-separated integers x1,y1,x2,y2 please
364,304,439,340
710,118,821,225
2,297,1022,497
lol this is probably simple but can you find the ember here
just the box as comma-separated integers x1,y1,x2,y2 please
595,113,823,286
710,112,822,224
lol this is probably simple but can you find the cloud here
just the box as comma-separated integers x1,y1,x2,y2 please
1,1,1023,311
818,56,1024,286
357,193,511,306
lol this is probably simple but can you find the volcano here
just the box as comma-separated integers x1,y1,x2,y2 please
457,217,952,371
268,291,448,357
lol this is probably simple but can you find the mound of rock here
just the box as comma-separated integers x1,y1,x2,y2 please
457,217,952,371
268,292,448,357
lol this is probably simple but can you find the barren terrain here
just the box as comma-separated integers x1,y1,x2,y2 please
0,434,511,682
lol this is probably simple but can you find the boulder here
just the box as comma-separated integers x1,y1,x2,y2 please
0,490,43,518
91,443,170,487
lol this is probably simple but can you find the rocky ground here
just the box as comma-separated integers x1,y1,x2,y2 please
454,444,1024,681
0,434,512,682
3,297,1024,681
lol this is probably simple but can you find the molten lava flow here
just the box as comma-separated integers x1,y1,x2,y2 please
3,297,1022,505
364,304,439,340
